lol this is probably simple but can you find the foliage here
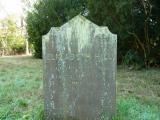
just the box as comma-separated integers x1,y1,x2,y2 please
131,0,160,67
26,0,86,58
123,50,140,66
26,0,160,67
0,16,26,56
87,0,160,67
87,0,134,64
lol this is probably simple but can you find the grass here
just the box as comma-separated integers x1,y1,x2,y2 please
0,56,160,120
113,97,160,120
0,56,43,120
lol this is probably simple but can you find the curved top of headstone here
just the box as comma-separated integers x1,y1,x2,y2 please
43,15,117,53
43,15,117,38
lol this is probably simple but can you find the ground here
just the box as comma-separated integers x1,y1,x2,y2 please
0,56,159,120
0,56,43,120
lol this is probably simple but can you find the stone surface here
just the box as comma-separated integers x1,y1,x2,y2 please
42,15,117,120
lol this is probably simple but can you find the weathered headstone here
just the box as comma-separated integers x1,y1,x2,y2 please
42,15,117,120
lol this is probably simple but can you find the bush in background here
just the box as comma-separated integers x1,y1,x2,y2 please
0,16,26,56
26,0,86,58
26,0,160,67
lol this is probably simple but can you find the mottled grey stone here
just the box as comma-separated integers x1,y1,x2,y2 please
42,15,117,120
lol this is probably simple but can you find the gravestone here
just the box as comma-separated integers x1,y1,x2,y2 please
42,15,117,120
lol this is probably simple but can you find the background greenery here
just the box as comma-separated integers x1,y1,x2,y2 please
0,56,159,120
0,16,26,56
26,0,160,68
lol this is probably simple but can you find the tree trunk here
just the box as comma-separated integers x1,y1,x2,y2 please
26,39,29,55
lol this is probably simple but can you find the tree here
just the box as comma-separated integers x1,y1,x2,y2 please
0,16,25,56
26,0,87,58
130,0,160,67
87,0,135,64
26,0,160,67
87,0,160,67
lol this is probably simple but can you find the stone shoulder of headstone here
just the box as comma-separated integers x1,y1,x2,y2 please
43,15,117,42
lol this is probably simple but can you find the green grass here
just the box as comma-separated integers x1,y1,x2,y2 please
0,56,159,120
112,97,160,120
0,56,43,120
